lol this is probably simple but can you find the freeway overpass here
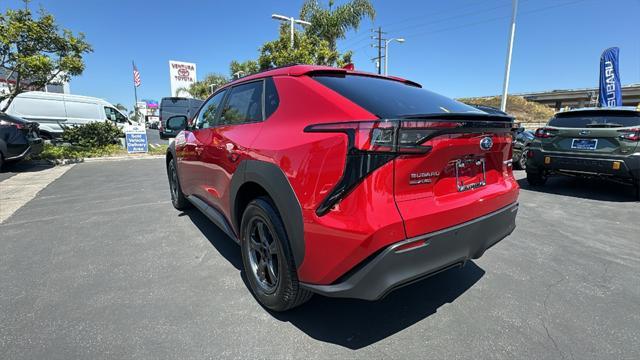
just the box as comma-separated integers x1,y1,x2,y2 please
516,84,640,110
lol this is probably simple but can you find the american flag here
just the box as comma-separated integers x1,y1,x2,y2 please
133,63,141,87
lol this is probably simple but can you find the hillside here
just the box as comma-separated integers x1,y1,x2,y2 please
458,96,556,125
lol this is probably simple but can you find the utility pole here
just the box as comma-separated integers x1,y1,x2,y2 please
500,0,519,112
371,27,387,74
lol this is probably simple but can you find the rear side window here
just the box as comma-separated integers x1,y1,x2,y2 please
265,77,279,119
161,98,189,107
311,74,480,118
548,113,640,128
220,81,263,125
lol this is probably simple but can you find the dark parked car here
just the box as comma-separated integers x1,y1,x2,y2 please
158,97,203,139
164,64,519,311
513,129,534,170
0,112,44,170
526,107,640,199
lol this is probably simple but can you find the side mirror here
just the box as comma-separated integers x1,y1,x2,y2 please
166,115,188,131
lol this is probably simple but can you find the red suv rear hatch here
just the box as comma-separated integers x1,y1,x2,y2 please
309,73,519,238
392,116,518,237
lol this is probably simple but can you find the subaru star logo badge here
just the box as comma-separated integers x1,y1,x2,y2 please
480,136,493,151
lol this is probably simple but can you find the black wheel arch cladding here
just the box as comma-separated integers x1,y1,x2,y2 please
230,160,305,268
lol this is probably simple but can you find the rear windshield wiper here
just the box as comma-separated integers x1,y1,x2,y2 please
585,123,624,128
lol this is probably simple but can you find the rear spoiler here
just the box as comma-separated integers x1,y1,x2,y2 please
303,69,422,88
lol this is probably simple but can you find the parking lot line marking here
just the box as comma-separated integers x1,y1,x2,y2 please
0,164,75,223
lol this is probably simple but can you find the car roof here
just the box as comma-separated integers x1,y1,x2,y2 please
556,106,640,117
0,111,29,124
223,64,422,89
14,91,112,106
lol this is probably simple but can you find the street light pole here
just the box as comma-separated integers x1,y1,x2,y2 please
384,38,405,76
500,0,518,112
271,14,311,48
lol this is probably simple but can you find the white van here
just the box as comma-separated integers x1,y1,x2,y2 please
1,91,133,139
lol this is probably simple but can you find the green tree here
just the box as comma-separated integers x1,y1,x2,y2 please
180,73,228,99
114,103,127,112
300,0,375,51
0,1,93,111
229,60,259,79
258,25,352,70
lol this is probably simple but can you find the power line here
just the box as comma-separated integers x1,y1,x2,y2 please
384,0,521,34
341,0,504,49
380,0,508,31
401,0,588,40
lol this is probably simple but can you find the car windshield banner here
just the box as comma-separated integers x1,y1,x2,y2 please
598,47,622,107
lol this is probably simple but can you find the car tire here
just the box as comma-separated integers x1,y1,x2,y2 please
240,197,312,312
517,149,528,170
526,171,547,186
0,152,4,172
167,158,190,210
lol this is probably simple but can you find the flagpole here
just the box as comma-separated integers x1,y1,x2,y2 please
500,0,518,112
132,60,139,123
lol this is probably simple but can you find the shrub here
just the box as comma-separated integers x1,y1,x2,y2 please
458,96,556,124
61,121,124,148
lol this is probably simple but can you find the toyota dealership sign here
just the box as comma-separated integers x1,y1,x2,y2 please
169,60,197,97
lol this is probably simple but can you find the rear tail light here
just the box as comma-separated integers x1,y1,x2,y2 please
534,127,555,138
305,119,512,216
618,128,640,141
0,120,24,129
304,120,450,155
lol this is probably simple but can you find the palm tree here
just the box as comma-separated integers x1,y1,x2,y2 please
179,73,229,99
300,0,375,51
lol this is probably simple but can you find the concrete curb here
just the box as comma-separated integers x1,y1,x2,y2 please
28,155,164,166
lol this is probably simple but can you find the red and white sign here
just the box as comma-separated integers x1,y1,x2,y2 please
169,60,197,97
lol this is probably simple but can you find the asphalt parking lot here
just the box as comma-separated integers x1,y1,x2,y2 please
1,159,638,359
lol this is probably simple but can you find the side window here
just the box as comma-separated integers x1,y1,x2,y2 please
265,77,279,119
195,90,226,129
220,81,263,125
104,107,126,123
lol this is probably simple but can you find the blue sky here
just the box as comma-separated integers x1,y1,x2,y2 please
3,0,640,111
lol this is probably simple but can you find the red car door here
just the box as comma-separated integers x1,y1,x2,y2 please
203,80,266,217
179,90,227,203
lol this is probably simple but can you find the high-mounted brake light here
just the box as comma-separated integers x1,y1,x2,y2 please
535,127,555,138
305,118,513,216
618,128,640,141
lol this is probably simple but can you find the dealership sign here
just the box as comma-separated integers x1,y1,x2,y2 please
169,60,197,97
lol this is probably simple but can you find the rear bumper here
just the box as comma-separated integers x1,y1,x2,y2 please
300,202,518,300
527,149,640,180
28,138,44,156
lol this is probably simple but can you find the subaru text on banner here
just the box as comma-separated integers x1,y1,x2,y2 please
164,65,520,311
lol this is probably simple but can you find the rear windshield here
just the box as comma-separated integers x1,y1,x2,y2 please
548,113,640,128
161,98,190,107
311,74,480,118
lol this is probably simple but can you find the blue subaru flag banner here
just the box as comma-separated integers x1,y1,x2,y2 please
599,47,622,107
